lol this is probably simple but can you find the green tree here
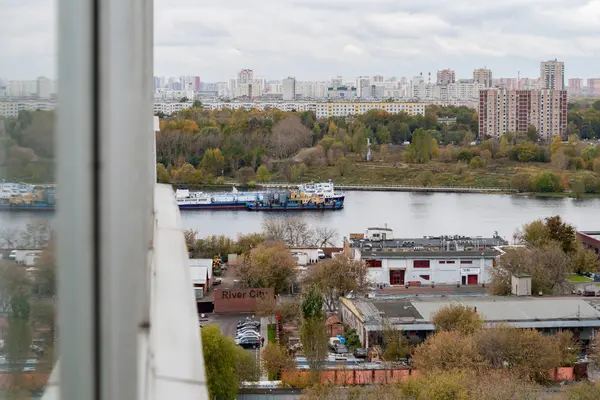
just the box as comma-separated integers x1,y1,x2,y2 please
301,285,323,319
532,172,561,193
382,325,410,362
570,177,585,198
526,125,539,142
343,329,361,351
300,317,328,383
405,129,432,163
469,156,485,169
156,163,171,183
255,165,270,183
201,324,260,399
336,156,350,176
192,100,203,108
571,242,600,274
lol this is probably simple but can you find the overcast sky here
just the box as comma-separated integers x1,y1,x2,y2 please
2,0,600,81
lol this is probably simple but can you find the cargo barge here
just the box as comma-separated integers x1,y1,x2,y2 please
176,181,345,211
0,182,56,212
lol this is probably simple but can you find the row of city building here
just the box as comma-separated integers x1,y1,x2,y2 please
153,101,427,119
150,59,598,103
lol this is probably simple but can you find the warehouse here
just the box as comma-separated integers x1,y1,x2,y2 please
339,296,600,349
344,227,506,287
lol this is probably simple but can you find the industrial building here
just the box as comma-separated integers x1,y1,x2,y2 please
340,296,600,348
344,227,506,287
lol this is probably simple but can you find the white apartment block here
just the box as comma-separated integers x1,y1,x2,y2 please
0,101,57,117
153,89,195,101
155,101,426,119
153,102,193,115
282,77,296,101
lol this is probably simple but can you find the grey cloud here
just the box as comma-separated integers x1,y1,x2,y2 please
2,0,600,81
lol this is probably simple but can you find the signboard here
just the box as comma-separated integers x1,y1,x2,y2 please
214,288,275,313
460,267,481,275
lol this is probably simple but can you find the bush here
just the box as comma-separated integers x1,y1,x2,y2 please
469,156,485,169
532,172,561,193
510,173,532,192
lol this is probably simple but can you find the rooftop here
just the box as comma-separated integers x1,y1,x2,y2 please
342,296,600,332
579,231,600,241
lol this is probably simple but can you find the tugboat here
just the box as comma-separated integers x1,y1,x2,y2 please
246,190,344,211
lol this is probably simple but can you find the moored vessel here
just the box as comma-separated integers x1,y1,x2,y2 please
0,182,56,211
246,189,344,212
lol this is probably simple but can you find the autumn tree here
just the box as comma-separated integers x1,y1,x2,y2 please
431,304,483,334
201,324,260,399
491,243,572,295
236,242,296,294
200,148,225,176
412,331,481,372
519,215,576,254
305,255,369,312
261,343,296,378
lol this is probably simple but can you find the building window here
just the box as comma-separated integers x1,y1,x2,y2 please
419,275,430,281
461,260,473,264
446,260,456,264
366,259,382,268
439,261,446,264
413,260,430,269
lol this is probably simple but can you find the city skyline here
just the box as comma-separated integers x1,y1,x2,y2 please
3,0,600,80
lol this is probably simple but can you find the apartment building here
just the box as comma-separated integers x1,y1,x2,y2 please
436,69,455,85
0,101,57,117
479,88,567,140
282,77,296,101
587,79,600,97
568,78,584,97
540,59,565,90
473,68,493,88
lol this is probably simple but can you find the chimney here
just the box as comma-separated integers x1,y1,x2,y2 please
473,307,477,313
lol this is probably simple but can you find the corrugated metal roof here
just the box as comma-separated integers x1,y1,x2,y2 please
412,298,600,322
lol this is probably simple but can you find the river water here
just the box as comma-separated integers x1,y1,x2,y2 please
2,191,600,244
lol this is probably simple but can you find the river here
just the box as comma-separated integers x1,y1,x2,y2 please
2,191,600,244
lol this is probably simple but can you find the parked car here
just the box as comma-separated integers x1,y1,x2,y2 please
236,327,259,335
213,278,222,286
317,249,325,259
237,319,260,327
353,348,367,358
331,343,348,354
236,331,260,339
236,336,260,349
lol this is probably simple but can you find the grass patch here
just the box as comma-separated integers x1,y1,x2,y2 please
267,324,277,343
568,274,593,282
